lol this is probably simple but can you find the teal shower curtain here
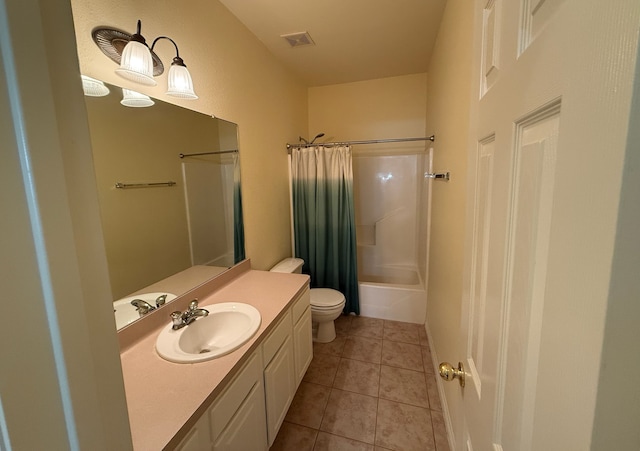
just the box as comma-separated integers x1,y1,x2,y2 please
291,145,360,315
233,153,245,263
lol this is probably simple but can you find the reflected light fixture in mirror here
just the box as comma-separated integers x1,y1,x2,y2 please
81,75,110,97
121,88,155,107
92,20,198,99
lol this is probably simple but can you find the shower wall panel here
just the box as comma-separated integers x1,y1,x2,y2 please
354,152,426,278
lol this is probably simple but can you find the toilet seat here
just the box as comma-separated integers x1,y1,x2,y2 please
310,288,345,309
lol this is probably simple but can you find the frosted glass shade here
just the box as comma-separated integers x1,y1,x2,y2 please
115,40,157,86
81,75,110,97
166,64,198,99
120,89,155,107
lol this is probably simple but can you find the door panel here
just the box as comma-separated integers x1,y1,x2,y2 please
501,103,560,451
467,135,496,399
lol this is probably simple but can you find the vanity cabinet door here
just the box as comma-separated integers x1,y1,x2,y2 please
293,306,313,384
175,414,211,451
213,381,267,451
263,335,295,446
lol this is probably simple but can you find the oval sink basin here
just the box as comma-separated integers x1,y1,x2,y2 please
155,302,261,363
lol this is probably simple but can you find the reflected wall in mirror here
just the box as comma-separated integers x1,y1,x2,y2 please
84,80,245,329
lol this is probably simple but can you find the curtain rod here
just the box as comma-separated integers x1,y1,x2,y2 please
179,149,238,158
286,135,435,150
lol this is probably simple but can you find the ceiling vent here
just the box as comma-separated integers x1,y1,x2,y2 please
280,32,315,48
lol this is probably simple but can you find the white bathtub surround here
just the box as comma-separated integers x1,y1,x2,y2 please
353,148,431,324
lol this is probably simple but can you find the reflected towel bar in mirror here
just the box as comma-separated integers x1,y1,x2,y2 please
179,149,238,158
115,181,177,189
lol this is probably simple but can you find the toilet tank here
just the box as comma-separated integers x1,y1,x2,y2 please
270,258,304,274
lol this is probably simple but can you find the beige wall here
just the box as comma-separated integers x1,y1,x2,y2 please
308,74,427,141
424,0,474,440
71,0,308,271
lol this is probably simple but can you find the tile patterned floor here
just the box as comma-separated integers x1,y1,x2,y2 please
270,315,450,451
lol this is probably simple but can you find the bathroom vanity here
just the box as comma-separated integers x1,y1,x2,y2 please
118,260,312,450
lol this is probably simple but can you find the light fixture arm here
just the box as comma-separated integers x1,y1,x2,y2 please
151,36,186,66
130,20,147,45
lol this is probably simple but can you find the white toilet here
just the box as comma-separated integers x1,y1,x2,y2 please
270,258,346,343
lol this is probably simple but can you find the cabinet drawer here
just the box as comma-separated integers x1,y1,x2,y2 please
210,350,262,439
262,310,292,365
291,287,310,324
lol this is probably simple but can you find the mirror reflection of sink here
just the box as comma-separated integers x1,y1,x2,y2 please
155,303,261,363
113,292,177,330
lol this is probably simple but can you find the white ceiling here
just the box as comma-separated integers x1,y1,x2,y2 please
219,0,447,87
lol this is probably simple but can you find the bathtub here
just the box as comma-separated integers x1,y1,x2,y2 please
358,266,426,324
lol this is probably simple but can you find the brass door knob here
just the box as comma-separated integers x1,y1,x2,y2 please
438,361,465,388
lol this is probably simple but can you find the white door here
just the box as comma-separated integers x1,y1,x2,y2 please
440,1,640,450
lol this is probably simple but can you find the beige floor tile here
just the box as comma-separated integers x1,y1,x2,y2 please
375,398,436,451
335,314,353,335
426,373,442,411
383,320,422,333
303,353,341,387
271,421,318,451
382,327,420,345
381,340,423,372
291,318,452,451
421,346,435,374
313,335,347,357
342,336,383,364
285,382,332,429
333,358,381,397
350,316,384,339
378,365,429,408
418,326,429,347
313,432,375,451
431,410,451,451
320,389,378,444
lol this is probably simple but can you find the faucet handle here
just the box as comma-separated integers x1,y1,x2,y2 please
188,299,199,311
170,311,183,330
155,294,168,308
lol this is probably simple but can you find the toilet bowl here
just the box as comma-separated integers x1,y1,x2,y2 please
270,258,346,343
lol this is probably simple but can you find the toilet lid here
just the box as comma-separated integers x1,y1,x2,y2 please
310,288,345,308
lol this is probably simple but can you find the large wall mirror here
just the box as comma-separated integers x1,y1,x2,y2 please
83,79,245,329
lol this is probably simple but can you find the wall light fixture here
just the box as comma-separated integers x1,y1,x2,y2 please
92,20,198,100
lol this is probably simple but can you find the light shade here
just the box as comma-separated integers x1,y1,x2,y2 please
166,63,198,99
115,40,157,86
120,89,155,107
81,75,110,97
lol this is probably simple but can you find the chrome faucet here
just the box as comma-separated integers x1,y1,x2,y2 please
170,300,209,330
131,299,156,316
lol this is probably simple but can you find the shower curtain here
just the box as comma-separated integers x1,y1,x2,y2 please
291,145,360,315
